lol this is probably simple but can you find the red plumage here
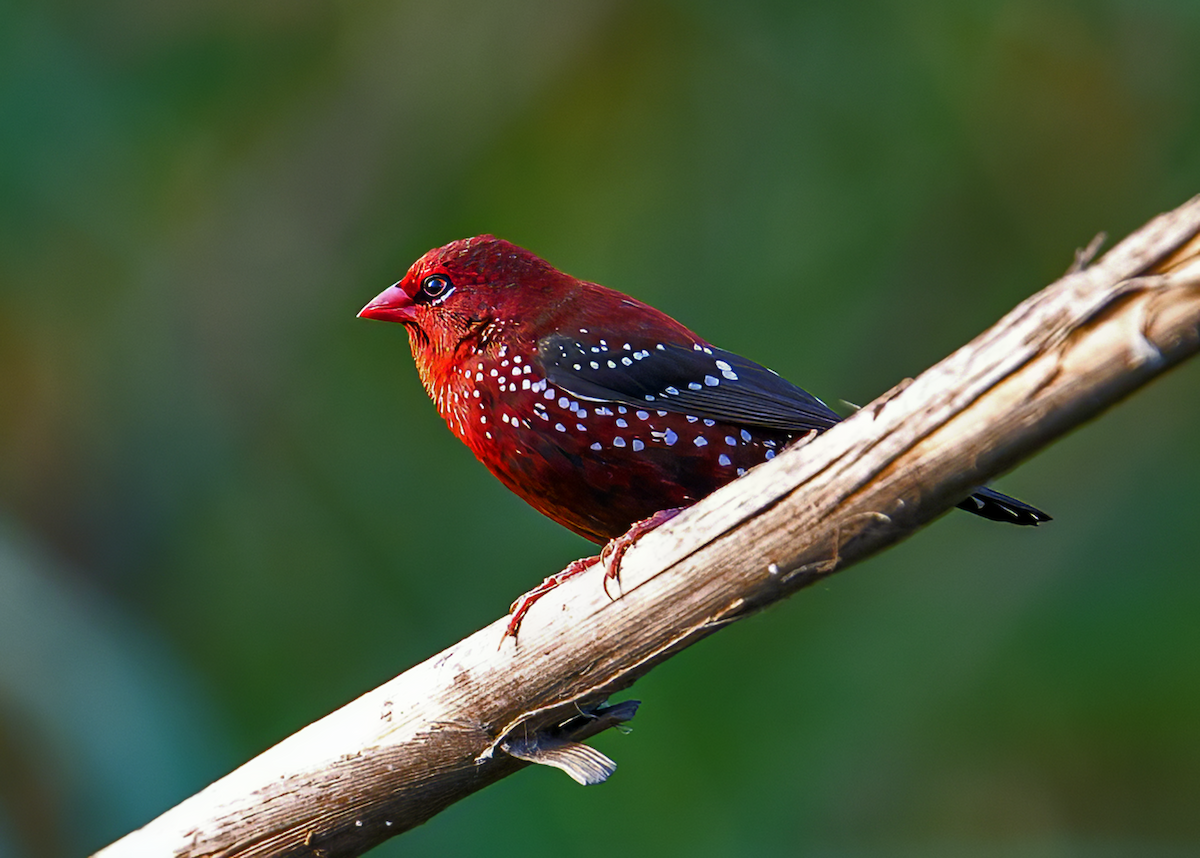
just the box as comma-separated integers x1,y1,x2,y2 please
360,236,1048,631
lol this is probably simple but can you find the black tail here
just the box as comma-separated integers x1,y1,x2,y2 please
957,486,1051,525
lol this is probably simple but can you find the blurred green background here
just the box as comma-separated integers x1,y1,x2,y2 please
2,1,1198,855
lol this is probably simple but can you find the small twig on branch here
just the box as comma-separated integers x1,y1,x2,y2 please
96,196,1200,858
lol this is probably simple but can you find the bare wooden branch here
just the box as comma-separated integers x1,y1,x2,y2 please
96,196,1200,858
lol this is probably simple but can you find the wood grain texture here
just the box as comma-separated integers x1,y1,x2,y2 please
96,195,1200,858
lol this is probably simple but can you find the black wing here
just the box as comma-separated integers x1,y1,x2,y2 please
538,332,842,432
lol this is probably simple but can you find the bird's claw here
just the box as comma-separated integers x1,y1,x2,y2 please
599,506,685,601
503,557,595,645
502,507,686,645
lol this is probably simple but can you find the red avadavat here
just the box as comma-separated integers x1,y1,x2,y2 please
361,236,1048,633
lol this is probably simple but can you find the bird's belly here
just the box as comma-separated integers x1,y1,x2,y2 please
471,402,795,543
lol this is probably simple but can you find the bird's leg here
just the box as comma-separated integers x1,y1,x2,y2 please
599,507,686,600
504,556,597,642
502,506,687,643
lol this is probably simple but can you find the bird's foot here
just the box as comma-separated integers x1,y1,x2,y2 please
599,507,686,600
504,556,596,643
502,506,686,644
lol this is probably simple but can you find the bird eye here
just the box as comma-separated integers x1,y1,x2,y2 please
420,274,453,301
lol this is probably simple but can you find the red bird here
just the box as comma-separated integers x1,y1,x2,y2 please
360,236,1049,634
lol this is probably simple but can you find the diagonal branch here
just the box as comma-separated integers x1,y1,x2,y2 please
96,196,1200,858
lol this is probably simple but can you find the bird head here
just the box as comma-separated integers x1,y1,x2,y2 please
358,235,568,357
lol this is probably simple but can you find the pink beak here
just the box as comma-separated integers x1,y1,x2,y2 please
358,282,418,323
